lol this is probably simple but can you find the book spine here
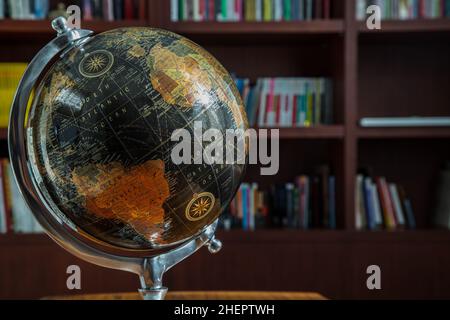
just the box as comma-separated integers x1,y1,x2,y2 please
389,183,406,227
377,177,397,229
124,0,134,19
363,177,375,230
283,0,291,20
328,175,336,229
171,0,179,21
355,174,366,229
263,0,272,21
371,181,383,227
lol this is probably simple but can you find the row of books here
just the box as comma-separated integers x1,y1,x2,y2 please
221,166,336,230
0,63,27,128
355,174,416,230
0,0,143,21
0,159,44,234
171,0,332,22
235,77,333,128
356,0,450,20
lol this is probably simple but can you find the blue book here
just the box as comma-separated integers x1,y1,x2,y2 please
292,0,298,20
328,176,336,229
34,0,49,19
446,0,450,17
363,177,376,230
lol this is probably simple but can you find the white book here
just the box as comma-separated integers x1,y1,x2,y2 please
255,0,262,21
193,0,201,21
32,216,45,233
356,0,366,20
399,0,410,20
20,0,33,19
360,116,450,127
0,0,5,19
7,164,34,233
171,0,179,21
274,0,283,21
370,181,383,227
389,184,406,226
227,0,235,21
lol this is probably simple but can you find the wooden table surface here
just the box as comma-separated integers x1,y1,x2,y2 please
46,291,326,300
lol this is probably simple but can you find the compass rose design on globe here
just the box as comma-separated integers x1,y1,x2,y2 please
185,192,216,221
79,49,114,78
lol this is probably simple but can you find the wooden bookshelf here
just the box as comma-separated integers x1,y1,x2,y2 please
0,0,450,299
0,19,148,35
357,127,450,139
357,19,450,33
165,20,345,35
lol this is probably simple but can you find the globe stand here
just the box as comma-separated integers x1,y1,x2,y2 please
138,224,222,300
8,17,223,301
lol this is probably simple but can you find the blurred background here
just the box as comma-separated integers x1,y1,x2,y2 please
1,0,450,299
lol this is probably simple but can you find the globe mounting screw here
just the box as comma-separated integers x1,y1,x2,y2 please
51,16,72,35
207,236,222,254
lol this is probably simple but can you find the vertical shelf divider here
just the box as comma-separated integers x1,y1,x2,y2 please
343,0,358,230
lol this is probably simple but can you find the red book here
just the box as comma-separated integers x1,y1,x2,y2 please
419,0,425,18
292,95,297,126
263,94,270,126
200,0,206,21
274,95,281,125
209,0,215,21
124,0,135,20
235,0,242,21
376,177,397,229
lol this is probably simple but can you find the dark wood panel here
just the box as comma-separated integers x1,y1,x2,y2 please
2,230,450,299
358,38,450,119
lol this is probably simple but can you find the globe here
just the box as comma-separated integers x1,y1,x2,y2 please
26,27,248,250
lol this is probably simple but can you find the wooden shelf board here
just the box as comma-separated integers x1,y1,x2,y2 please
357,127,450,139
2,229,450,246
259,125,345,139
357,19,450,33
0,126,344,141
166,20,345,35
0,19,147,35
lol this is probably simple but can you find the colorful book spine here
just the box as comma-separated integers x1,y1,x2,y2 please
172,0,332,21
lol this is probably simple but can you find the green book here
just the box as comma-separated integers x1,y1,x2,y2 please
178,0,184,21
283,0,291,21
263,0,272,21
221,0,228,20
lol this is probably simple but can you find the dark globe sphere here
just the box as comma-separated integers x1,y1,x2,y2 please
27,28,248,250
